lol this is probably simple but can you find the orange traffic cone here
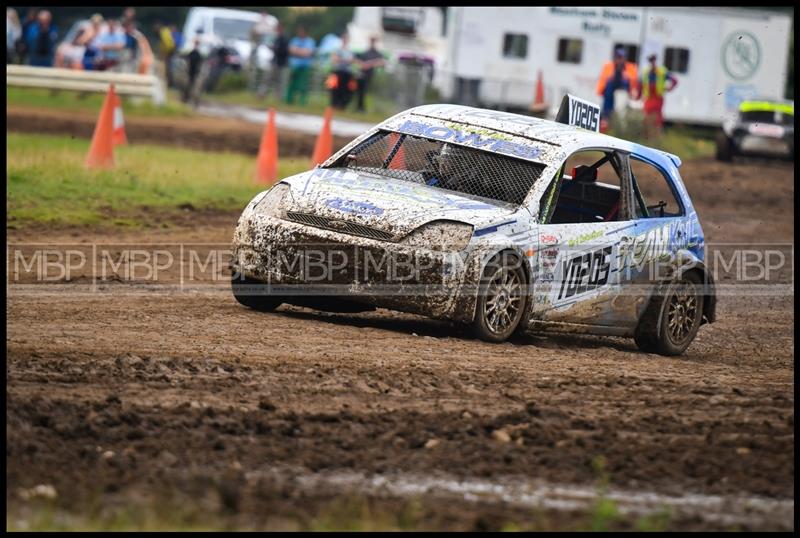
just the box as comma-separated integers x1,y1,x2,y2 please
255,108,279,184
311,107,334,167
386,132,405,170
112,93,128,146
530,70,547,114
85,84,116,169
535,70,545,106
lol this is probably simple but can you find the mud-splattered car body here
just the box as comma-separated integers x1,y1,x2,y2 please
232,103,716,352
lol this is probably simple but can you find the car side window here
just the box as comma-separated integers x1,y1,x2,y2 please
629,157,683,218
540,150,628,224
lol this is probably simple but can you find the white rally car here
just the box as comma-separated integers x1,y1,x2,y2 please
232,96,716,355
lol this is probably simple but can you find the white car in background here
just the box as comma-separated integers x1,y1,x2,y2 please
181,7,277,70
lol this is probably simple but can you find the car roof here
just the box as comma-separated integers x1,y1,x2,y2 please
392,104,682,170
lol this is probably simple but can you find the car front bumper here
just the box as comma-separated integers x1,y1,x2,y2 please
231,213,483,323
733,134,794,157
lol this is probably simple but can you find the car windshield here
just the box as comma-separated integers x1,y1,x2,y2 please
327,130,546,207
213,18,255,41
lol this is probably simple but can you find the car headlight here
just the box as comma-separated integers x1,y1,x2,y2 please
402,221,474,252
254,183,291,217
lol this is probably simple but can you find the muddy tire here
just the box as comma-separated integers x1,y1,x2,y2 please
231,275,283,312
634,271,704,356
715,133,734,162
471,253,528,343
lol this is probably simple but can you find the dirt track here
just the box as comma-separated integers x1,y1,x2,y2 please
6,105,352,157
6,157,795,530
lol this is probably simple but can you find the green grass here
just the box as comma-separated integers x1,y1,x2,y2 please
7,495,424,532
606,111,715,160
7,81,393,124
7,132,308,228
7,86,194,118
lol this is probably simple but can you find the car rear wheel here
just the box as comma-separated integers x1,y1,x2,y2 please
231,275,283,312
634,271,704,356
471,253,528,343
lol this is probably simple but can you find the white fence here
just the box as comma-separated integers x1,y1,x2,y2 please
6,65,165,105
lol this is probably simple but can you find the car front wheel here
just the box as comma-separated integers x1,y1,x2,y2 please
231,275,283,312
634,271,704,356
471,253,528,343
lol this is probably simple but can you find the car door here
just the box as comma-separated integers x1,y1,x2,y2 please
530,148,641,329
623,154,689,303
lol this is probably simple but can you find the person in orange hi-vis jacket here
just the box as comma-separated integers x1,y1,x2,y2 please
595,47,639,130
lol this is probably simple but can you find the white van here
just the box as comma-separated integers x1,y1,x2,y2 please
181,7,278,67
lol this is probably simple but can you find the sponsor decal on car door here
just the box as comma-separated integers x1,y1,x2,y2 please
533,221,639,327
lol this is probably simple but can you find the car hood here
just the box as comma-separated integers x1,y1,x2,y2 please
280,169,519,237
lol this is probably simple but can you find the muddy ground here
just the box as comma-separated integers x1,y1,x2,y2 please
7,105,352,157
6,157,795,530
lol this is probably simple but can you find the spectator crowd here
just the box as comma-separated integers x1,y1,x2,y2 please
7,7,153,74
7,8,393,114
248,14,388,113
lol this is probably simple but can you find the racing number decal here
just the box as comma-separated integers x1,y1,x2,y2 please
557,245,612,300
555,94,601,132
569,101,600,132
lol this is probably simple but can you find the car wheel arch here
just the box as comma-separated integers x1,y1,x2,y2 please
468,246,532,322
639,263,716,332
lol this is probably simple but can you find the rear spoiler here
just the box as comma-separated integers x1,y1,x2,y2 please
555,94,601,132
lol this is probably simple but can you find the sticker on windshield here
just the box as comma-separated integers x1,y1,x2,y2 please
395,120,542,160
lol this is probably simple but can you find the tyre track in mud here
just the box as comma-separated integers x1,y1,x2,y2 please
6,158,794,530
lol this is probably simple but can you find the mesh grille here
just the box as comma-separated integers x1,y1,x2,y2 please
329,130,546,206
285,211,396,242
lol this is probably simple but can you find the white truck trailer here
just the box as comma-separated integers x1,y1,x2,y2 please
442,6,792,125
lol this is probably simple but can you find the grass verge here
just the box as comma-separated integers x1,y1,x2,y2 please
606,111,716,160
7,132,308,228
6,87,194,118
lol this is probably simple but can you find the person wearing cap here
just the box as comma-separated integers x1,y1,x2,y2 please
595,47,639,130
640,53,678,138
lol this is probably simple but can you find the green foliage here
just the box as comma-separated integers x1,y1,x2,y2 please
307,496,423,531
606,111,715,160
212,72,248,94
635,508,672,532
6,132,307,228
